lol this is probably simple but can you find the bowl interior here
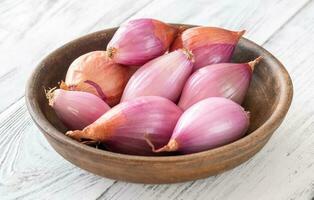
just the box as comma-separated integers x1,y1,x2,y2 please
32,27,280,152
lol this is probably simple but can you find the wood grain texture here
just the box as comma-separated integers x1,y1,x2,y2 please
129,0,309,44
0,0,313,199
0,0,152,113
0,99,115,200
0,0,309,113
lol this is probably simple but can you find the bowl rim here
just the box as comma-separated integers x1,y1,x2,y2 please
25,26,293,163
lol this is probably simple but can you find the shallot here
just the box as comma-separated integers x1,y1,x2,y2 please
121,49,194,102
171,27,245,71
148,97,250,154
46,89,110,130
61,51,133,106
107,18,177,65
178,57,262,110
66,96,182,156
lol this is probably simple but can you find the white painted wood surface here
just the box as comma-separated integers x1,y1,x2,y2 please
0,0,313,199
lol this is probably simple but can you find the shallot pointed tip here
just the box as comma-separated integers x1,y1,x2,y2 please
237,30,246,37
66,130,101,146
156,139,179,153
248,56,262,71
145,135,179,153
66,130,85,141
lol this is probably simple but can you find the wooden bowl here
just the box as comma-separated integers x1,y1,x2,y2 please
25,25,293,184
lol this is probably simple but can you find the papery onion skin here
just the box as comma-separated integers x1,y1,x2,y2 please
154,97,249,154
66,96,182,156
121,49,194,103
47,89,110,130
171,27,245,71
107,18,177,65
62,51,133,107
178,57,261,110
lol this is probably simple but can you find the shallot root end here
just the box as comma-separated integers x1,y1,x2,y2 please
107,47,117,59
182,48,194,62
45,87,57,106
59,81,68,90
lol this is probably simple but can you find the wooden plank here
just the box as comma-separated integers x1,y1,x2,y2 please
129,0,309,44
0,0,313,199
0,99,115,200
0,0,152,113
0,0,310,113
0,0,152,199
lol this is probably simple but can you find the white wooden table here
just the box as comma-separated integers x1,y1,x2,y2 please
0,0,313,199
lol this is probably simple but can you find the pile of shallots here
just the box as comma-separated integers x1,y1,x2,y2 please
46,18,261,156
